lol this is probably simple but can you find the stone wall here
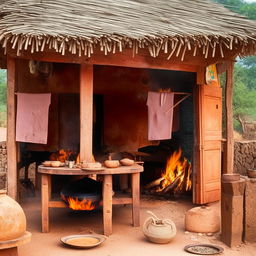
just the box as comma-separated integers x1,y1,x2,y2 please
234,140,256,176
0,141,7,189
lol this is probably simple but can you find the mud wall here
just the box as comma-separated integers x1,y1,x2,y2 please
0,141,7,189
234,140,256,175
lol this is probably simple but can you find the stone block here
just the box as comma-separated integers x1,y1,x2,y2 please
221,179,245,247
244,178,256,243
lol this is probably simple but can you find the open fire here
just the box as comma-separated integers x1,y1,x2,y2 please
145,148,192,195
61,195,96,211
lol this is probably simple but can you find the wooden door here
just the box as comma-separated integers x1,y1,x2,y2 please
194,84,222,204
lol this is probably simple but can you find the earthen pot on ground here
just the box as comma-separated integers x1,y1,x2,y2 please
0,190,26,241
143,211,177,244
185,206,220,233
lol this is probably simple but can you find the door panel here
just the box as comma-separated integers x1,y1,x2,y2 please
194,85,222,204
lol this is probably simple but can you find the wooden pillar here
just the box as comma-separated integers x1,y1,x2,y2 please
103,174,113,236
80,64,93,162
224,61,234,174
7,56,17,199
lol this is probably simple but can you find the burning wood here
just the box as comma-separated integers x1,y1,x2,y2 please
145,148,192,195
61,195,96,211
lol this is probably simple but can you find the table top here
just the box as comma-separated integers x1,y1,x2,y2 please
38,164,143,175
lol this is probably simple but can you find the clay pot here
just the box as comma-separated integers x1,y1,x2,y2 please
222,173,240,182
247,169,256,178
120,158,135,166
104,160,120,168
143,211,176,244
185,206,220,233
0,190,26,241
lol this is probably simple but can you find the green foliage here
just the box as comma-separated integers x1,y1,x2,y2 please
214,0,256,132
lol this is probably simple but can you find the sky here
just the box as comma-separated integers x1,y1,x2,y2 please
244,0,256,2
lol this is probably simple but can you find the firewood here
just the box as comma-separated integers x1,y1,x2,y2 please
161,175,182,194
144,177,164,189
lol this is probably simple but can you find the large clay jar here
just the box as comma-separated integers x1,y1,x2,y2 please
0,190,26,241
143,211,176,244
185,206,220,233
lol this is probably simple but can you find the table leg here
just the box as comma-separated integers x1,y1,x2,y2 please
41,174,50,233
131,172,140,227
103,174,113,236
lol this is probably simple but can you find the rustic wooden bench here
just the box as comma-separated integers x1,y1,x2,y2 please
38,164,143,236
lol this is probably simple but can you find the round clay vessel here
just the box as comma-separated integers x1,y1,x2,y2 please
120,158,135,166
222,173,240,182
247,169,256,178
104,160,120,168
185,206,220,233
143,216,176,244
0,190,26,241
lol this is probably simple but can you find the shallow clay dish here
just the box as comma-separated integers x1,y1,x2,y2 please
222,173,240,182
247,169,256,178
120,158,135,166
51,161,61,167
104,160,120,168
184,244,223,255
61,234,107,249
43,161,51,167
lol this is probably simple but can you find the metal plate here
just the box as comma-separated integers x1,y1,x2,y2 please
61,234,107,249
184,244,224,255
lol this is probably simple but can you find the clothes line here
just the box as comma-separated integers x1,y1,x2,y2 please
166,93,192,113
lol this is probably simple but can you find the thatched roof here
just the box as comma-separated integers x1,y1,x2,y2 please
1,0,256,60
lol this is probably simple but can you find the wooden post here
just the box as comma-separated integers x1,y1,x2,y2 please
224,61,234,174
41,174,50,233
131,173,140,227
103,174,113,236
7,56,17,199
80,64,93,162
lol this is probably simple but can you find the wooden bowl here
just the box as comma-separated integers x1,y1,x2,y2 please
120,158,134,166
51,161,61,167
247,169,256,178
104,160,120,168
222,173,240,182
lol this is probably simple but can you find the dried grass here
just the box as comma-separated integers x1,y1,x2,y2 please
0,0,256,60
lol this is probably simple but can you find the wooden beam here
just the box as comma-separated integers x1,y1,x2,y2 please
7,48,198,72
7,56,17,199
80,64,93,162
224,61,235,174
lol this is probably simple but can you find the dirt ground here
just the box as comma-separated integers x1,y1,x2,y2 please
17,193,256,256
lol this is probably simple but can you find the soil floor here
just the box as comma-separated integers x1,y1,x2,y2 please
17,192,256,256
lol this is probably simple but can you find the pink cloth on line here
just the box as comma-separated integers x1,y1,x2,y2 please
147,91,174,141
16,93,51,144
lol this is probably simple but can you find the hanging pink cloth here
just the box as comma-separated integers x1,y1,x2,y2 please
16,93,51,144
147,91,174,140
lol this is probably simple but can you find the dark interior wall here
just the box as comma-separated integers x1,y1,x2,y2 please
15,60,195,157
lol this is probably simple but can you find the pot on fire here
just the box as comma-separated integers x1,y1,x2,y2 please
143,211,176,244
60,177,102,211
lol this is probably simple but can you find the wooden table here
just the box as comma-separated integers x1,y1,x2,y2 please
38,164,143,236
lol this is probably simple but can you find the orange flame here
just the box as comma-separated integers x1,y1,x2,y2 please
64,196,96,211
161,148,192,193
50,149,76,162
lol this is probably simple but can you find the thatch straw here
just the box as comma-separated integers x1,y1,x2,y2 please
0,0,256,60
